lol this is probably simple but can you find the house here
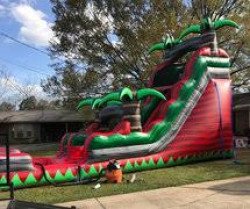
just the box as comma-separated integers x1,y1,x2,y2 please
0,109,94,144
233,92,250,136
0,93,249,145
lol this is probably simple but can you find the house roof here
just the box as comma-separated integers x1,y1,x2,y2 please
0,109,94,123
233,92,250,110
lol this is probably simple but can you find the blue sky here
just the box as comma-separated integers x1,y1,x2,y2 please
0,0,55,102
0,0,197,103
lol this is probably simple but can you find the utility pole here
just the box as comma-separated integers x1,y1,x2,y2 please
0,115,15,200
5,131,14,200
0,132,14,200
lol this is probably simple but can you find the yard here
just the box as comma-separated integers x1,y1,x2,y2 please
0,149,249,204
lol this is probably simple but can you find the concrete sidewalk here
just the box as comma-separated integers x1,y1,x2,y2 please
57,176,250,209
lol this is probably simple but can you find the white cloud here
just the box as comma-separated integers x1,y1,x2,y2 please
0,4,4,10
11,4,54,47
0,4,6,16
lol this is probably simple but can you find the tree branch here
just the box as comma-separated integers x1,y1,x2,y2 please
230,41,245,67
230,65,250,75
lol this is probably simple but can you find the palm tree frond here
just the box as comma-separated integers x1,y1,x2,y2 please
136,88,166,101
178,24,201,40
120,87,133,101
77,98,95,110
148,42,165,53
92,98,102,109
163,36,173,48
98,92,120,108
214,19,240,30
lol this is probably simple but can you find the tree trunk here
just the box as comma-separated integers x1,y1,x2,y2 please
122,101,142,132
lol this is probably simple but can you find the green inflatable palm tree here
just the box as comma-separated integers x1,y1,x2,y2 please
178,17,239,40
77,97,102,123
95,87,165,108
148,17,239,54
149,34,180,54
94,87,166,131
77,98,95,110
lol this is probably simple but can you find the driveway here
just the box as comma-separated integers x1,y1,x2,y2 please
0,176,249,209
57,176,250,209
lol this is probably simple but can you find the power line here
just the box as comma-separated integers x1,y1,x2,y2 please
0,30,64,62
0,31,51,56
0,57,51,76
0,71,46,98
0,30,86,72
4,77,29,97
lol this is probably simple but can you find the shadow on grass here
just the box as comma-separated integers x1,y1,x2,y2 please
207,149,250,196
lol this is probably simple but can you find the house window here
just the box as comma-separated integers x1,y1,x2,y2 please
11,131,15,138
26,131,32,138
17,131,24,138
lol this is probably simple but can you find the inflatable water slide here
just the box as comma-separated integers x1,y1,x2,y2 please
0,18,238,188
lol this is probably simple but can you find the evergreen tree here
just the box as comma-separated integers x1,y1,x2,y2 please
0,102,15,111
19,96,37,110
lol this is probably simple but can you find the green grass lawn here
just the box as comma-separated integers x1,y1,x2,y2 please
0,149,249,204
